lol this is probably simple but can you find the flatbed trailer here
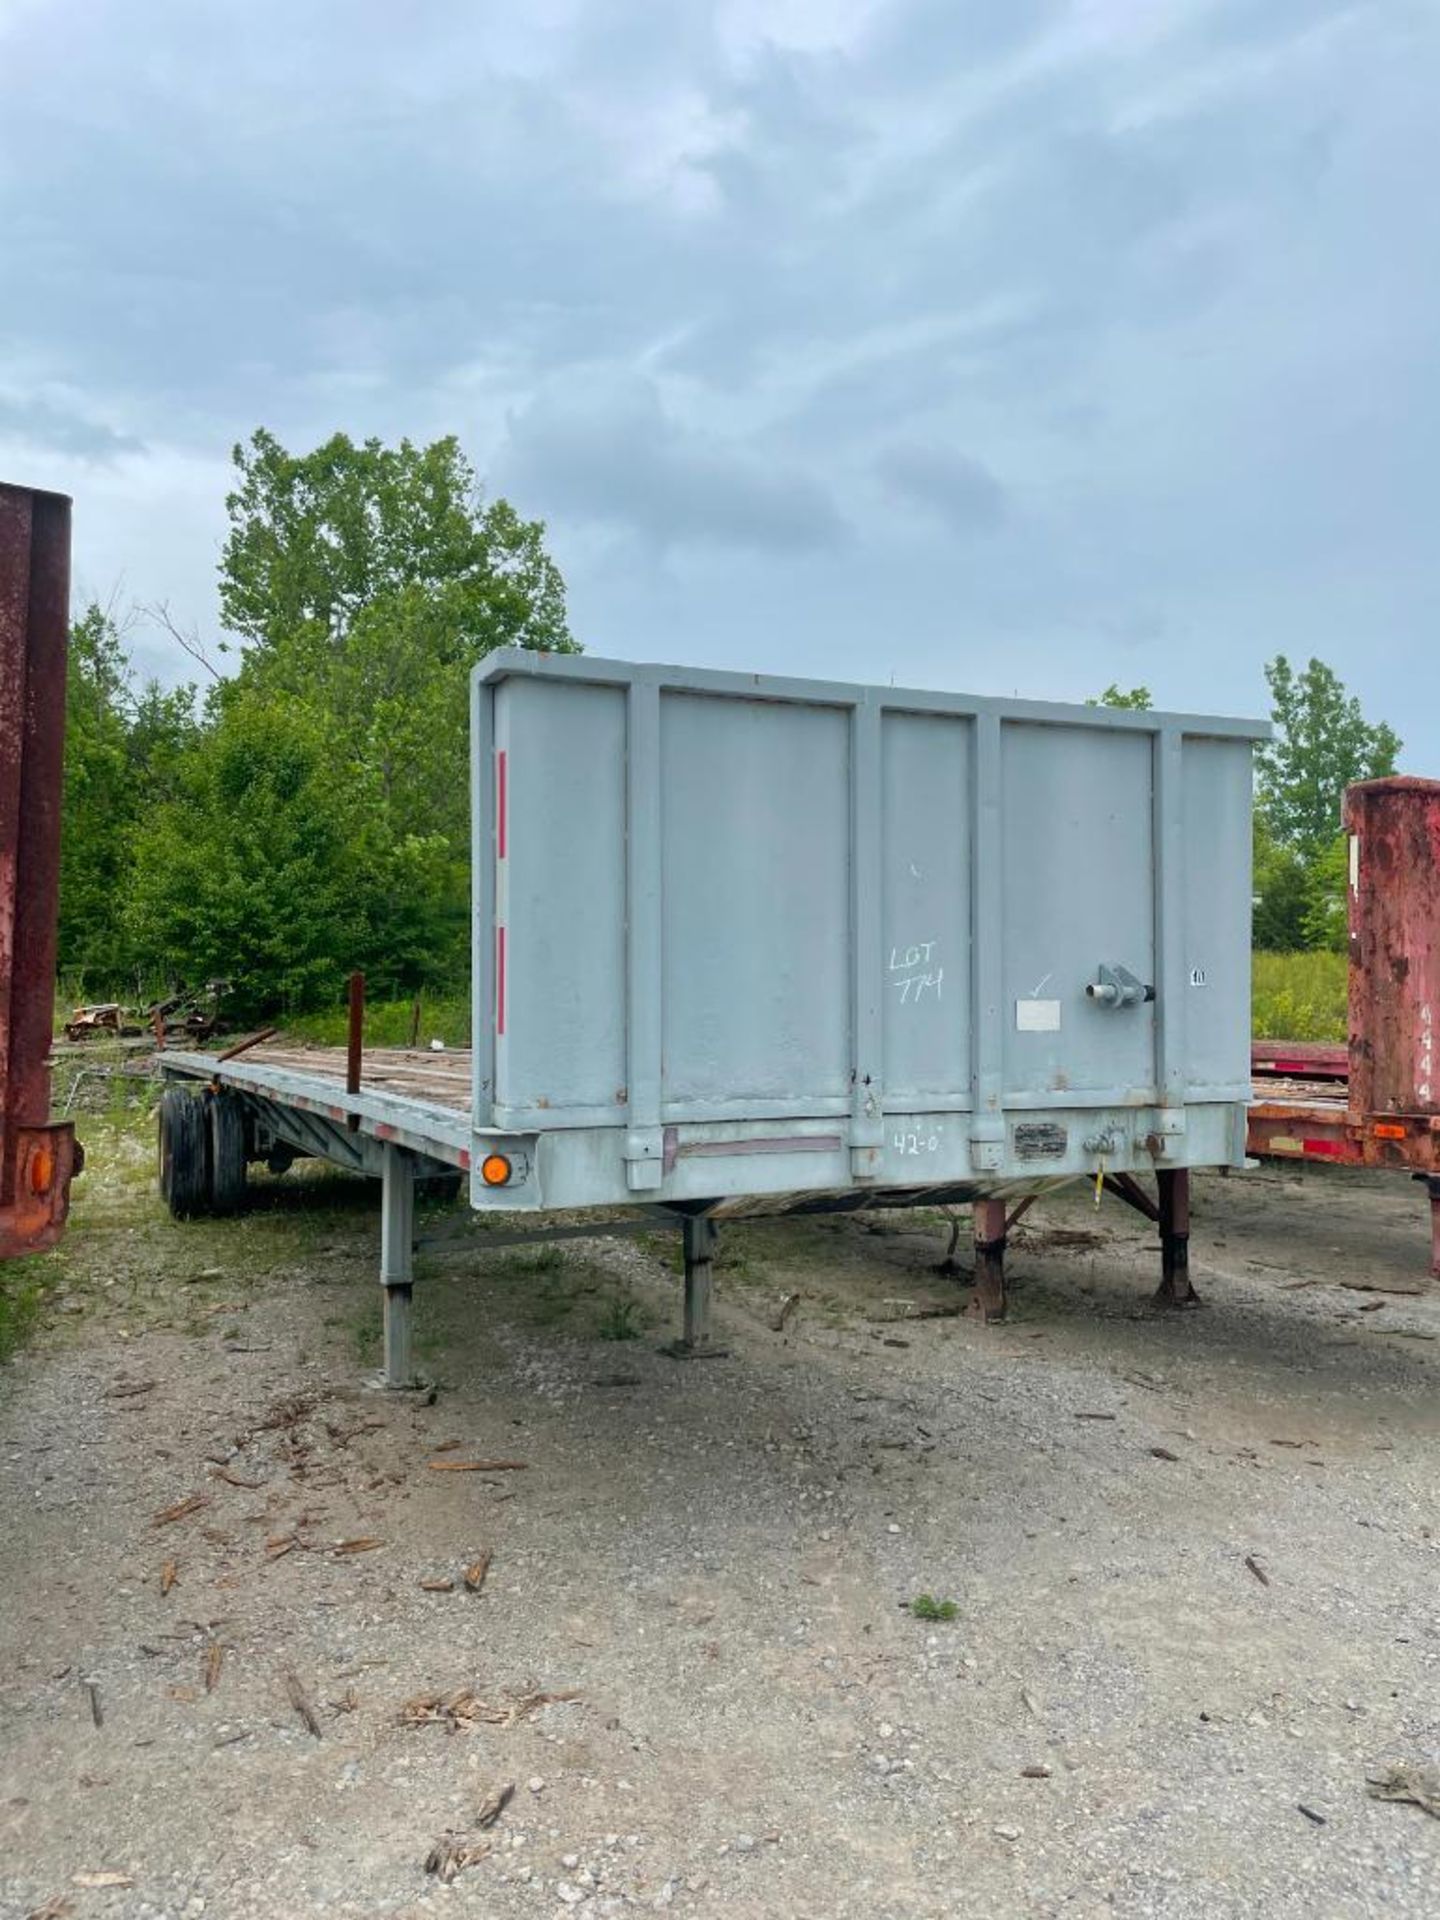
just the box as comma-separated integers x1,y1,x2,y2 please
156,651,1267,1384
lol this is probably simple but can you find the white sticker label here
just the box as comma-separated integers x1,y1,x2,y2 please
1189,966,1208,988
1349,833,1360,895
1016,998,1062,1032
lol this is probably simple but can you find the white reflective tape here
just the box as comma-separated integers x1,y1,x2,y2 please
1349,833,1359,895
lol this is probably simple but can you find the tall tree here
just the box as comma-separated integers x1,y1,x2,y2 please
220,429,571,661
118,429,575,1014
1257,656,1400,857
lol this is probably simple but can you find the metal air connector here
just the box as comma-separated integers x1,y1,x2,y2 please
1086,963,1155,1009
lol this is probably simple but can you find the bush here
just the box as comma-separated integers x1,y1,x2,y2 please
1251,951,1347,1041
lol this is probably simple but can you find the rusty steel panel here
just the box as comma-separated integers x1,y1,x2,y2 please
1345,777,1440,1120
0,480,79,1258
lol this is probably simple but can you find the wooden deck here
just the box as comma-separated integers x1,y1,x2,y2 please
229,1044,472,1114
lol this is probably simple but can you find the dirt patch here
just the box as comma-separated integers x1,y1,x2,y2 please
2,1124,1438,1918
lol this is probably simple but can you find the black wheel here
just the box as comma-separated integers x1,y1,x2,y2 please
158,1086,212,1219
208,1090,248,1216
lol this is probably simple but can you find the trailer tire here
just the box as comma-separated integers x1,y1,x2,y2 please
158,1086,212,1220
208,1091,248,1215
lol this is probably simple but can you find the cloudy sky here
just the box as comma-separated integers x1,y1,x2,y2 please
2,0,1436,755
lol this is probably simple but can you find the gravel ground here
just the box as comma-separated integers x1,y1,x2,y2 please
1,1121,1437,1920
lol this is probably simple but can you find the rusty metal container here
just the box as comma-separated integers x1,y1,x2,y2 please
1345,776,1440,1119
0,481,80,1258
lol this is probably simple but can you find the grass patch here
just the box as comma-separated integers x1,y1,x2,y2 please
1252,950,1347,1041
908,1594,959,1623
285,994,470,1050
0,1254,60,1362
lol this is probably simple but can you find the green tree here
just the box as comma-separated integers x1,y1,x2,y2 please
58,605,197,984
1086,683,1153,709
123,691,453,1018
1257,656,1399,857
209,429,576,992
220,429,571,661
1251,808,1310,951
114,429,575,1013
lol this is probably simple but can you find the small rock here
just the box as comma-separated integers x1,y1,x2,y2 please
556,1884,585,1907
994,1823,1022,1842
871,1754,893,1775
1021,1763,1051,1779
734,1833,756,1853
878,1723,895,1739
561,1853,581,1870
886,1523,901,1534
529,1777,546,1793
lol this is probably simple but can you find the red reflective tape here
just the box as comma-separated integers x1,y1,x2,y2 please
496,750,507,860
496,925,506,1036
1302,1138,1346,1158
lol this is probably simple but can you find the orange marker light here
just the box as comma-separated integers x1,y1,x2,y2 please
481,1153,513,1188
1373,1122,1406,1141
29,1146,54,1195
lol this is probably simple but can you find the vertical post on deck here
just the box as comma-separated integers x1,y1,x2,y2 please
1155,1166,1199,1306
968,1197,1008,1322
380,1141,416,1387
681,1214,718,1351
346,971,365,1131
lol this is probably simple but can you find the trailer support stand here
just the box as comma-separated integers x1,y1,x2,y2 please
968,1198,1008,1322
684,1214,718,1349
379,1141,417,1387
662,1214,726,1358
1428,1177,1440,1281
1155,1167,1199,1307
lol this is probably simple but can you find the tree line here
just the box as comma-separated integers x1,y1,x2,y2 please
59,430,1402,1020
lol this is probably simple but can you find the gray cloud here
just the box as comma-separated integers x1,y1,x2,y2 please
0,394,141,459
876,444,1007,534
500,374,845,553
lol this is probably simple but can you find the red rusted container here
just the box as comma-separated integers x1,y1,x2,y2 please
1345,777,1440,1120
0,481,80,1258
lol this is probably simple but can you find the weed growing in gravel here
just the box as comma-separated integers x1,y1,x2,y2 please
908,1594,959,1622
597,1291,642,1341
